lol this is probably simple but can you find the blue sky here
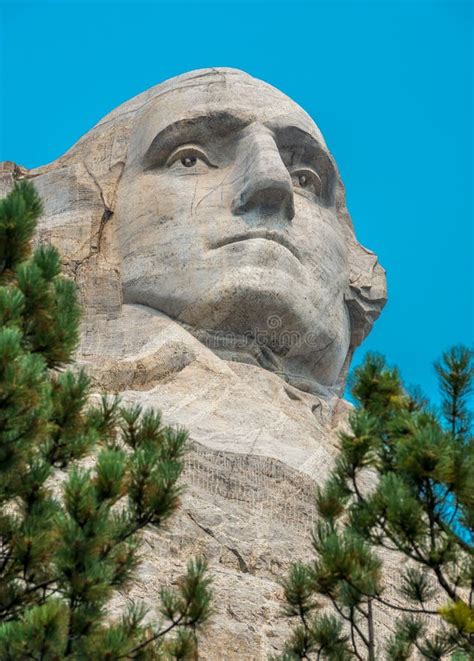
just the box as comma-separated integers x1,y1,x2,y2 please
1,0,472,403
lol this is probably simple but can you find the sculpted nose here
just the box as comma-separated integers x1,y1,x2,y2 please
231,130,295,221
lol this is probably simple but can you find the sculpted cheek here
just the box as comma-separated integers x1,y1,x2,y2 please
295,211,350,301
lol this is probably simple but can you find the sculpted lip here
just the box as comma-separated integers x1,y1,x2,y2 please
210,229,302,262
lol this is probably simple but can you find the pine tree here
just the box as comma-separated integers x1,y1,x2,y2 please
279,349,473,660
0,182,212,658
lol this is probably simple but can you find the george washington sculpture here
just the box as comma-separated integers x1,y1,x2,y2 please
0,68,387,657
11,67,385,401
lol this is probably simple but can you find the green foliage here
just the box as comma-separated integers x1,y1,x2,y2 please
279,349,474,659
435,346,473,440
0,183,212,658
439,601,474,635
0,181,42,275
386,615,425,661
278,613,351,661
277,563,350,660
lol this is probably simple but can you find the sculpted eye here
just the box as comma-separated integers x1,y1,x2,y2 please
290,168,322,198
182,156,197,167
166,145,217,170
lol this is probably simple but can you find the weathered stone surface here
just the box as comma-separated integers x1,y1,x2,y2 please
2,68,389,658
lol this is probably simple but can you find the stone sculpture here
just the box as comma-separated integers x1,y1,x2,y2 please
1,68,387,658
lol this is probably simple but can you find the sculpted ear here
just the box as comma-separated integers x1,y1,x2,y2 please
330,194,387,394
345,235,387,347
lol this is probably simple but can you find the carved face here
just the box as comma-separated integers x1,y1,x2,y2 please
115,73,351,390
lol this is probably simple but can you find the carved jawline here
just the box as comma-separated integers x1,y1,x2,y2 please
172,316,339,399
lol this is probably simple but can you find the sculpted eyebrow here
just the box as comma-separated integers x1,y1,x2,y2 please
268,123,337,205
143,112,248,168
271,125,336,174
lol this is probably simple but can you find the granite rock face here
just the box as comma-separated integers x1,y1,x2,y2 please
1,68,387,658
